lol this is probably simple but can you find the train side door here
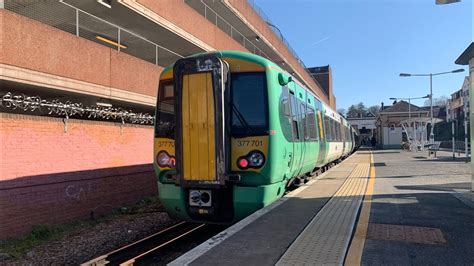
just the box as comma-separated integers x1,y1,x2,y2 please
316,100,326,166
341,119,346,153
296,90,307,176
288,85,302,177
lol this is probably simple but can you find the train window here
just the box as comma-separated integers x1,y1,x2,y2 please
155,80,175,138
336,122,341,141
300,102,307,140
231,72,268,136
281,87,291,116
306,107,318,140
289,92,300,140
278,86,293,142
324,115,332,141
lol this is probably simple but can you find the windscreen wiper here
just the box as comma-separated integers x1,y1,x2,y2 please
231,103,256,136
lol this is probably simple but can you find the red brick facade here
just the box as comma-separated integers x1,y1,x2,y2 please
0,114,157,238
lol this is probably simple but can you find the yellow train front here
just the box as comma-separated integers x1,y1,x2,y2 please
154,50,355,224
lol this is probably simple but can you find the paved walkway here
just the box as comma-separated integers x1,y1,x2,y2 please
361,150,473,265
171,150,473,266
172,152,371,266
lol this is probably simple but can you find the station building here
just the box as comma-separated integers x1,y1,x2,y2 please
375,101,446,149
0,0,335,238
347,113,376,145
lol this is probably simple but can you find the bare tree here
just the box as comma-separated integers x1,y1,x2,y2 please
356,102,367,116
368,105,380,116
337,108,346,117
424,96,449,107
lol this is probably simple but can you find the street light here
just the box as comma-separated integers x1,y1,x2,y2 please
389,95,430,122
399,68,465,142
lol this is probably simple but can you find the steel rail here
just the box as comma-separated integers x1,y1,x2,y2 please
81,221,203,266
119,223,206,266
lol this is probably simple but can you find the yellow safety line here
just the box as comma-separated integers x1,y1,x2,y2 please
345,151,376,266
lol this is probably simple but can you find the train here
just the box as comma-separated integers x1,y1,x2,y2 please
154,50,358,223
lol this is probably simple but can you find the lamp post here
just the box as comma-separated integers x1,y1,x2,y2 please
400,68,465,142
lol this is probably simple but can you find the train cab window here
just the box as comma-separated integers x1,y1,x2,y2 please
155,80,175,138
231,72,268,136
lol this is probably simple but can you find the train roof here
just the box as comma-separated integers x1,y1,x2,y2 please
159,50,347,125
159,50,282,75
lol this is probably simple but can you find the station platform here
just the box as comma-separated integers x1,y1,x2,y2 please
171,149,474,266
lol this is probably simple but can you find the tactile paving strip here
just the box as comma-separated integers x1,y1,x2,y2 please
277,155,371,265
367,223,446,244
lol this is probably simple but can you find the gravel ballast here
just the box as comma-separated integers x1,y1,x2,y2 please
5,203,177,265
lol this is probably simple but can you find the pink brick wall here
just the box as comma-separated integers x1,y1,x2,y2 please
0,114,157,238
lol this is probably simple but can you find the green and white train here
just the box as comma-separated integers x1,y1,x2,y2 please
154,50,357,223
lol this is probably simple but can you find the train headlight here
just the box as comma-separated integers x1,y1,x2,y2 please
248,151,265,168
237,158,249,169
237,150,265,170
156,151,176,168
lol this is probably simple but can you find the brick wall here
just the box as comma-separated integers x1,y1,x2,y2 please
0,114,157,239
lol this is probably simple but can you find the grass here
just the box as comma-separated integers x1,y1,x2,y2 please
0,195,162,259
0,222,90,259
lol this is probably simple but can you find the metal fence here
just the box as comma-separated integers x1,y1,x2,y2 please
4,0,183,67
1,91,154,127
247,0,311,70
184,0,319,89
184,0,270,59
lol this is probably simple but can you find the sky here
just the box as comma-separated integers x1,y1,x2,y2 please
253,0,473,111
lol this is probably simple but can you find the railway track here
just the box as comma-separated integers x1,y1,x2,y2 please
82,221,224,266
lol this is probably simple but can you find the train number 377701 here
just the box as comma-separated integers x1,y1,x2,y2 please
236,140,264,147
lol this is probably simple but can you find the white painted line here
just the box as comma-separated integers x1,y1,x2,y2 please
169,153,358,266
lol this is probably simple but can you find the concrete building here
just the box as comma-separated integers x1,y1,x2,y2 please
455,42,474,192
447,76,470,120
0,0,335,238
